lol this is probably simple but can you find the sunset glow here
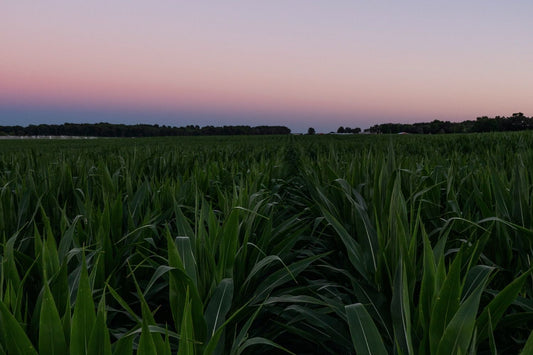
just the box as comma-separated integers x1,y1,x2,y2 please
2,1,532,132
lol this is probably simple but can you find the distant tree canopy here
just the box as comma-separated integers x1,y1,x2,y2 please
365,113,533,134
307,127,316,135
337,126,361,134
0,123,291,137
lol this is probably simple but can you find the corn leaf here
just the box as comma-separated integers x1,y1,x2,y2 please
477,269,532,341
346,303,388,355
70,257,96,355
436,266,490,355
39,282,67,355
0,300,38,355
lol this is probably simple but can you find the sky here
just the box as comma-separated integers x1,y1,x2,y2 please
1,1,532,133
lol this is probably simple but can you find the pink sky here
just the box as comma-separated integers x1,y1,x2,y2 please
1,1,532,132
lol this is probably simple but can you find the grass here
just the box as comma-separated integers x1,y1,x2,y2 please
0,132,532,354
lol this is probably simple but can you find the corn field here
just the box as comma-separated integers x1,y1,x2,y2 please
0,133,532,354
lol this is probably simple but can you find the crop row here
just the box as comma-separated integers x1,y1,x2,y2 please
0,133,532,354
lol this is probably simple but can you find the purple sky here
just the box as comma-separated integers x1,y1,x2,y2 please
1,1,532,132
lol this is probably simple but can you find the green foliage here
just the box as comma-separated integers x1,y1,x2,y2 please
39,283,67,355
346,303,388,355
0,132,532,354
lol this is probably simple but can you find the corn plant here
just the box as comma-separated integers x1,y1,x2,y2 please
0,132,532,354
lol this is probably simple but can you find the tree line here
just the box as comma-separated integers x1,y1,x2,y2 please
366,113,533,134
0,122,291,137
336,126,361,134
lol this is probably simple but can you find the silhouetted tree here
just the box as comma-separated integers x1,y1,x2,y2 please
365,113,533,134
0,123,292,137
307,127,316,135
